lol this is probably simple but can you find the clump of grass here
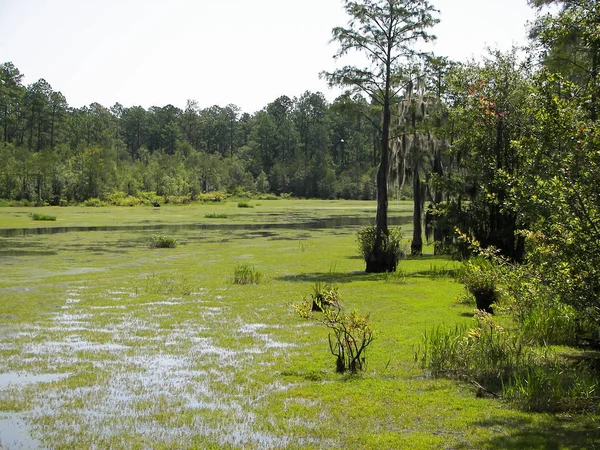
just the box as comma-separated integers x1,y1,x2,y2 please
415,311,600,412
204,213,228,219
31,213,56,221
385,267,408,284
149,234,178,249
237,201,253,208
233,264,262,284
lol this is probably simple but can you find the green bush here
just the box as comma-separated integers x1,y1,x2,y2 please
237,201,253,208
357,226,405,272
83,198,105,207
149,235,178,249
295,284,374,374
165,195,192,205
204,213,228,219
31,213,56,221
233,265,262,284
459,257,499,313
198,191,227,203
256,193,279,200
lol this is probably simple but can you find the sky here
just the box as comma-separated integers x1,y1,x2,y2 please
0,0,539,114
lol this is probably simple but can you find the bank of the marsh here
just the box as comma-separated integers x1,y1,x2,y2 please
0,200,598,449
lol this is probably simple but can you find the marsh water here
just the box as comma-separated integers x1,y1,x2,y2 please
0,215,410,238
0,209,412,448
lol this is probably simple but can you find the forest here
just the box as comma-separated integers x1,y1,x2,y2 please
0,65,382,203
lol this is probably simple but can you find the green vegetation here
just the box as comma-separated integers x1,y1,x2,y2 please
357,226,405,273
149,234,177,248
0,200,598,449
31,213,56,221
296,283,374,374
1,0,600,447
233,264,262,285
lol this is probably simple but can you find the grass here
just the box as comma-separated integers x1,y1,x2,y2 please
0,200,598,448
149,234,178,248
204,213,228,219
233,264,263,284
31,213,56,221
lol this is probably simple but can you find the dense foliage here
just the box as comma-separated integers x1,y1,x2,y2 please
0,65,383,203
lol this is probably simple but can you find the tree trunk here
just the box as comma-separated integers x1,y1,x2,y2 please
366,57,394,273
411,171,423,255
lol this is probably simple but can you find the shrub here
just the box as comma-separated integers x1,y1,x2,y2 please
357,226,405,272
31,213,56,221
83,198,105,207
233,265,262,284
198,191,227,203
165,195,191,205
204,213,228,219
459,257,499,313
295,284,374,374
257,193,279,200
149,234,178,249
237,201,253,208
415,311,600,412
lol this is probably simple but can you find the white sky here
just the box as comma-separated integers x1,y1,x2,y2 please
0,0,538,114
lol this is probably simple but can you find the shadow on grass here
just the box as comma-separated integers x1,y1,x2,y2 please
459,416,600,450
276,271,388,284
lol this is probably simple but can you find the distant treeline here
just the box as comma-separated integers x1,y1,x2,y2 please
0,61,384,204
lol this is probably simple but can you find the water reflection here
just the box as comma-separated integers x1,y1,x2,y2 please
0,215,410,237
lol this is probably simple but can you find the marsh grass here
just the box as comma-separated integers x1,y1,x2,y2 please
149,234,178,248
233,264,262,284
204,213,228,219
0,200,599,449
31,213,56,221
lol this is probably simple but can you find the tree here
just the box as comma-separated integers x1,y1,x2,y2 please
529,0,600,121
323,0,439,272
440,51,530,262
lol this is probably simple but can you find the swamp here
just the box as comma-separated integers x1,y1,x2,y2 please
1,200,599,449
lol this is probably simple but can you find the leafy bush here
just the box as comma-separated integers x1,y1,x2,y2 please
83,198,105,207
149,234,178,249
237,201,253,208
256,193,280,200
106,191,143,206
198,191,227,203
165,195,191,205
31,213,56,221
357,226,405,272
295,284,374,374
459,257,499,313
204,213,228,219
233,265,262,284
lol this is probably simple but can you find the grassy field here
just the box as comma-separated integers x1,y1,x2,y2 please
0,200,599,449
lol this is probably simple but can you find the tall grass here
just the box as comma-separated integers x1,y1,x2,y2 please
416,314,600,412
31,213,56,221
233,265,262,284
